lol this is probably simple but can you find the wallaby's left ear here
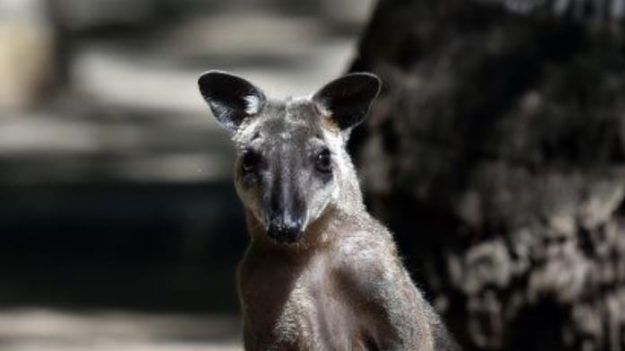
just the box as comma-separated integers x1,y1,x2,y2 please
198,71,266,132
312,72,381,132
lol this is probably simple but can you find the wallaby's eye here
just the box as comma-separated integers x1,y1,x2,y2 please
241,150,259,173
315,149,332,173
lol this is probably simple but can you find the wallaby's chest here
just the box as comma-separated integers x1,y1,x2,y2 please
239,250,374,351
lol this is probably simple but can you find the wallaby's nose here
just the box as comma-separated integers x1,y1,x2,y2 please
267,217,303,244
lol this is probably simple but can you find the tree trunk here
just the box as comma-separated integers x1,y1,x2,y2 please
349,1,625,350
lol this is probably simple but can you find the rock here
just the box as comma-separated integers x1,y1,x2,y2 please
350,0,625,350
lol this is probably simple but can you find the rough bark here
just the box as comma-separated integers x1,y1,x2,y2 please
349,1,625,350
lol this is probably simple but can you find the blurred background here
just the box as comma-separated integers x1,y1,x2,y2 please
3,0,625,350
0,0,373,350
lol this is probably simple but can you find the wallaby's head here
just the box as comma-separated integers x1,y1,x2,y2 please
198,71,380,245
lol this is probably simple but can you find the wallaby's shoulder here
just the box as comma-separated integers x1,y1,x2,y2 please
330,210,403,278
333,209,397,251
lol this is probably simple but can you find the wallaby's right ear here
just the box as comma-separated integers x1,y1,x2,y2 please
198,71,266,132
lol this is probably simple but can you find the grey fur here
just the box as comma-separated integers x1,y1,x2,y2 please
198,71,460,351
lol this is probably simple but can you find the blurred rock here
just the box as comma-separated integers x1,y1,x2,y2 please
477,0,625,20
0,0,56,111
55,0,159,30
350,0,625,350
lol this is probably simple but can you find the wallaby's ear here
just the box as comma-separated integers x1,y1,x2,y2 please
198,71,266,132
312,72,381,132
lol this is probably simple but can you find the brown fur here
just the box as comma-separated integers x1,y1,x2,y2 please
238,205,443,350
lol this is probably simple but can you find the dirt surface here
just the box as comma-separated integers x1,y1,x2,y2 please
0,309,242,351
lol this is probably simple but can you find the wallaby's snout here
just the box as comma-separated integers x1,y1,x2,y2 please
267,215,303,243
266,168,306,243
198,70,381,245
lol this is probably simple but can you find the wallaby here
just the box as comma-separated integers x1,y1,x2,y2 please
198,71,459,351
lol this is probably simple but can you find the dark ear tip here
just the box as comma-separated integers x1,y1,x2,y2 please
346,72,381,83
198,70,266,102
198,70,218,83
347,71,381,82
343,72,382,97
197,70,232,94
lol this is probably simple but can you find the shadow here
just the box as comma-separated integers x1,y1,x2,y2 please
0,181,247,314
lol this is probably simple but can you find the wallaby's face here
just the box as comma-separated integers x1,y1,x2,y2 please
198,71,380,244
231,107,338,244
